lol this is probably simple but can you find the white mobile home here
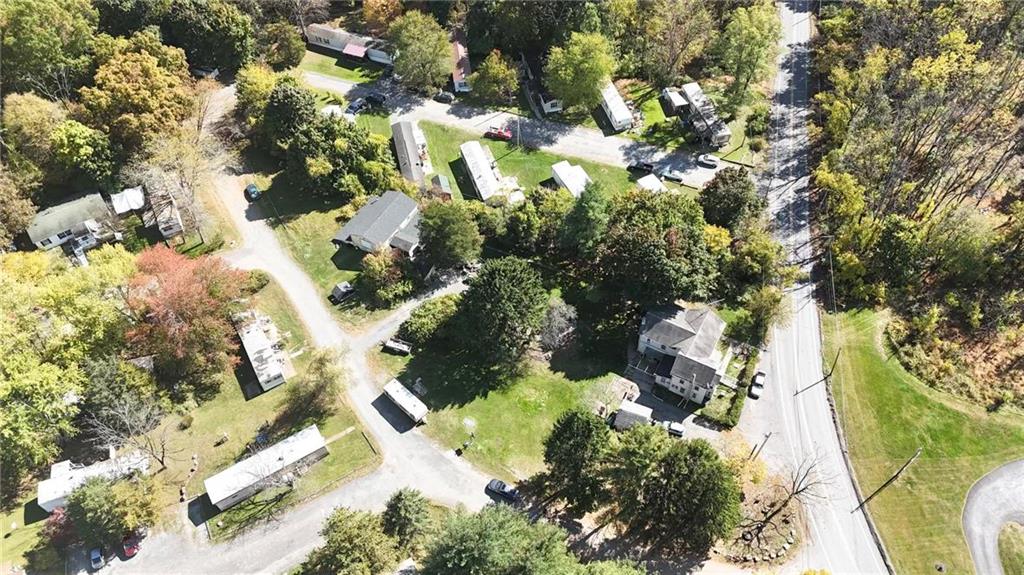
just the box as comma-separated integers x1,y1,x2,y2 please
236,311,287,392
37,451,150,513
600,82,633,132
306,23,394,65
204,425,328,511
551,160,591,198
460,141,502,201
384,379,429,424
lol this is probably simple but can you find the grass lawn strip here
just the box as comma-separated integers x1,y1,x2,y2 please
299,50,383,84
999,522,1024,574
824,309,1024,574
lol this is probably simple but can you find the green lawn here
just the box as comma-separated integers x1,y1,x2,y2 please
0,495,49,572
373,346,618,480
1000,523,1024,574
824,309,1024,574
419,121,634,200
299,50,384,84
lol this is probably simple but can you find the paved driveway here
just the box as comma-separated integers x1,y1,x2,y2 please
302,71,725,189
963,459,1024,575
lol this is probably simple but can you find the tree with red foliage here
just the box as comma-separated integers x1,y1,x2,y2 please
41,507,75,548
127,246,246,401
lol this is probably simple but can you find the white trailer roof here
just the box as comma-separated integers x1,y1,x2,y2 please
618,399,653,419
551,160,591,198
110,186,145,214
460,141,501,201
601,82,632,128
636,173,667,192
237,317,285,387
37,451,150,512
204,425,326,507
662,88,686,110
384,379,428,422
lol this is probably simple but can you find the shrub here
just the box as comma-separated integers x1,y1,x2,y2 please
746,102,770,136
749,136,767,152
178,414,194,430
245,269,271,294
398,294,461,345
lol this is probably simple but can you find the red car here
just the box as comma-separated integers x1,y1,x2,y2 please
122,535,140,558
484,126,513,141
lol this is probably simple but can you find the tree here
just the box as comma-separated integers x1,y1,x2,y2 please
419,201,483,271
489,1,595,55
84,392,176,470
235,63,279,125
358,249,414,307
0,173,36,248
94,0,167,36
80,356,158,426
468,50,519,103
543,409,611,513
260,0,329,29
583,561,649,575
92,28,190,77
262,77,319,150
544,32,616,110
741,455,828,546
1,92,67,181
41,507,75,548
362,0,402,34
636,439,741,552
457,257,547,364
382,488,430,551
0,0,97,98
162,0,255,71
399,294,461,345
714,0,780,103
539,296,577,352
388,11,452,93
699,167,761,232
260,21,305,70
644,0,716,86
49,121,115,187
126,246,246,401
66,477,158,545
301,508,399,575
603,423,672,525
421,505,578,575
80,51,194,153
561,182,611,259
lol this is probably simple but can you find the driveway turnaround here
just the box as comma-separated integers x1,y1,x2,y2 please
963,459,1024,575
301,71,725,190
741,1,890,573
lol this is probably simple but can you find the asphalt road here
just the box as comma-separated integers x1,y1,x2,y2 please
739,1,889,573
963,459,1024,575
302,71,725,190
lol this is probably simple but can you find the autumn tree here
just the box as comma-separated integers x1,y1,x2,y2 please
235,63,279,127
66,476,158,545
714,0,780,104
469,50,519,103
260,21,305,70
388,11,452,93
0,0,98,98
301,508,399,575
358,249,414,307
0,173,36,248
49,120,115,187
363,0,402,35
1,93,67,184
418,201,483,271
127,246,246,401
543,409,611,513
544,32,616,110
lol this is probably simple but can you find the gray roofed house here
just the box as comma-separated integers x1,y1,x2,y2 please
332,190,420,257
391,121,427,186
637,304,729,405
26,193,115,251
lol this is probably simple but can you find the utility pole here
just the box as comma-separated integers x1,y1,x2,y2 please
795,347,841,396
854,447,922,513
749,431,773,460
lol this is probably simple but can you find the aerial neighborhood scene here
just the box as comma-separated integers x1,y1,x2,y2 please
3,0,1024,574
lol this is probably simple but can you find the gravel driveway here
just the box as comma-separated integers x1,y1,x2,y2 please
963,459,1024,575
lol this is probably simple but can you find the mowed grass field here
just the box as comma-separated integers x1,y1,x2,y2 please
299,50,384,84
1000,523,1024,574
824,309,1024,574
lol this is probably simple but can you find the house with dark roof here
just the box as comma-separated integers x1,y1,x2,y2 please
679,82,732,148
391,121,429,186
26,193,116,252
332,190,420,257
637,304,730,404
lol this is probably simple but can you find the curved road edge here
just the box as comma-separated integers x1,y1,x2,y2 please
963,459,1024,575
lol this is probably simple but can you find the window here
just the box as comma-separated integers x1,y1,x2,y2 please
57,230,74,239
40,238,52,246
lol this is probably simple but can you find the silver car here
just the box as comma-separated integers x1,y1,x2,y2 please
697,153,720,169
748,371,766,399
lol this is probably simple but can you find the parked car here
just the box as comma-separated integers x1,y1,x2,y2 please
660,420,686,437
484,126,513,141
434,90,455,103
89,547,105,570
658,169,685,183
627,161,656,173
345,97,368,117
383,338,412,355
367,92,388,107
122,534,139,558
244,183,262,201
696,153,720,169
191,67,219,79
749,371,767,399
486,479,520,503
330,281,355,303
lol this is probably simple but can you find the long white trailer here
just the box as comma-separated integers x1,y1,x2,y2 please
384,379,428,424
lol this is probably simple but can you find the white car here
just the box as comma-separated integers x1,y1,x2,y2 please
749,371,767,399
697,153,720,169
660,420,686,437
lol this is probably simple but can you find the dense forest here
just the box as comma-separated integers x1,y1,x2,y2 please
814,0,1024,407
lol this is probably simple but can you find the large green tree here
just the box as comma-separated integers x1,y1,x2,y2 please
0,172,37,248
382,488,431,551
1,93,67,185
419,201,484,271
260,21,305,70
67,476,158,545
421,505,578,575
699,167,761,232
49,121,115,187
543,409,611,513
162,0,254,71
714,0,780,103
0,0,97,96
603,424,672,525
388,10,451,93
94,0,167,36
468,50,519,103
301,508,399,575
457,257,547,364
398,294,461,345
560,182,611,259
358,248,414,307
544,32,616,110
262,77,318,150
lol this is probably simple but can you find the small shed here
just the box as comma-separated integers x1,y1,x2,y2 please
551,160,592,198
613,399,653,431
636,173,667,193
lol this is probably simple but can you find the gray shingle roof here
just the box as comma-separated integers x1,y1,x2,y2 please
391,121,425,184
26,194,112,244
641,304,726,388
332,190,419,251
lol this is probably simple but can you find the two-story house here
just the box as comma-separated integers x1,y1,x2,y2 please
637,304,730,405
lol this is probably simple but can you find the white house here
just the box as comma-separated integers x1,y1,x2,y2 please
26,193,115,251
600,82,633,132
521,54,562,114
37,450,150,512
460,141,502,201
391,121,430,186
332,190,421,256
305,23,394,65
451,30,472,93
204,425,328,511
637,304,730,405
551,160,591,198
680,82,732,148
235,310,288,392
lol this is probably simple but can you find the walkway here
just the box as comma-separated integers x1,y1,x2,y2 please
963,459,1024,575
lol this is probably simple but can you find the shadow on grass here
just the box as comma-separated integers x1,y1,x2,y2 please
21,499,48,525
187,494,220,527
304,44,385,82
209,489,292,539
393,343,517,411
